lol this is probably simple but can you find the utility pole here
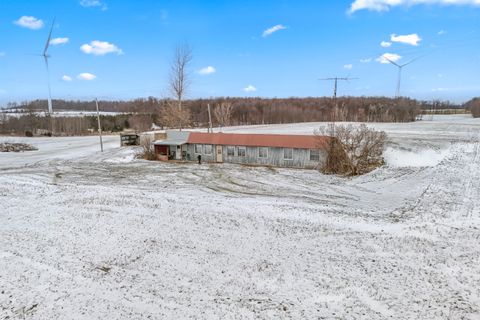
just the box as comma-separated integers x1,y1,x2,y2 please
319,77,358,126
319,76,358,172
49,112,55,137
95,98,104,152
207,103,213,133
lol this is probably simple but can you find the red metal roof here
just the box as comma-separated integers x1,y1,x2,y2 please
188,132,329,149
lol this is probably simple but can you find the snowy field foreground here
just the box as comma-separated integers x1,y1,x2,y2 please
1,115,480,319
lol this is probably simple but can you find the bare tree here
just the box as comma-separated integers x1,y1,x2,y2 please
161,100,192,129
316,124,387,175
128,114,153,132
213,102,234,127
169,44,193,130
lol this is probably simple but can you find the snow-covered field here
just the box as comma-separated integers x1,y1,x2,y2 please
1,110,125,119
1,115,480,319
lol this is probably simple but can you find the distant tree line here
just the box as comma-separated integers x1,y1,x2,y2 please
0,112,157,136
187,97,423,125
0,96,463,135
3,97,162,114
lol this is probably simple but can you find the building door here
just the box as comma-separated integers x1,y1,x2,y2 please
216,145,223,163
176,145,182,160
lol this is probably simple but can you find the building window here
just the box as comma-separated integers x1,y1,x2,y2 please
310,149,320,161
284,148,293,160
195,144,202,154
227,146,235,156
237,146,246,157
204,144,213,155
258,147,268,158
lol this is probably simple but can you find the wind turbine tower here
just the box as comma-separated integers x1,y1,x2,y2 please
383,56,419,98
41,18,55,114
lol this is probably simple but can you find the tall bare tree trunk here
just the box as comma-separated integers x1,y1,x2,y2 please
169,44,193,130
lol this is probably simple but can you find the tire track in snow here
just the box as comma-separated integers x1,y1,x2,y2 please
463,139,480,218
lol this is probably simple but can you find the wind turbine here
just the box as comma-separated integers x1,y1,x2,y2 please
383,55,420,98
41,18,55,114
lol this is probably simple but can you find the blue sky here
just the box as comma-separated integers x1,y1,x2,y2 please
0,0,479,104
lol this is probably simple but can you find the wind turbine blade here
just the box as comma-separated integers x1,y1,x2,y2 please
400,55,423,67
383,56,400,67
43,17,55,56
44,55,49,70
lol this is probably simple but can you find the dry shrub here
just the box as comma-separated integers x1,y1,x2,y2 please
316,123,387,176
465,98,480,118
137,136,156,160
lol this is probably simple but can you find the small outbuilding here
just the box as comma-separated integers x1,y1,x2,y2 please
120,132,140,146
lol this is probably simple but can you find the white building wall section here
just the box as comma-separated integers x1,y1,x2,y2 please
186,144,325,169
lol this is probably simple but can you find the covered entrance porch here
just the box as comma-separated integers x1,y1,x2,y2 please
153,131,190,161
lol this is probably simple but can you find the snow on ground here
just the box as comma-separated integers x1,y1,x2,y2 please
211,114,478,168
1,115,480,319
0,136,128,168
1,110,125,119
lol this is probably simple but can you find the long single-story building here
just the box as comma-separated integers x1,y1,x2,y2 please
153,131,329,169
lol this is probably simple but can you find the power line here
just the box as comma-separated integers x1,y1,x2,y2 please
319,77,358,126
319,77,358,103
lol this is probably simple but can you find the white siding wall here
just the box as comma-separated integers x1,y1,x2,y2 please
186,144,325,169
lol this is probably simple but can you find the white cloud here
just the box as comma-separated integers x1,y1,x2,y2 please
80,41,123,56
262,24,287,37
344,64,353,70
360,57,372,63
50,37,69,45
198,66,216,75
391,33,422,46
243,85,257,93
349,0,480,13
438,30,446,35
0,52,5,57
77,73,97,80
14,16,44,30
381,41,392,47
80,0,107,10
376,53,402,64
62,75,73,82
